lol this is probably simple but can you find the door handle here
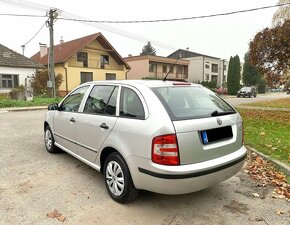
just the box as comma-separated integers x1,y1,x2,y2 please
70,117,76,123
100,123,109,129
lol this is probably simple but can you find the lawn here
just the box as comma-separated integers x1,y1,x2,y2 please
0,97,62,108
238,108,290,165
241,98,290,109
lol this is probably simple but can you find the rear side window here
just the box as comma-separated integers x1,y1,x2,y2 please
120,87,145,120
152,86,235,120
84,85,118,115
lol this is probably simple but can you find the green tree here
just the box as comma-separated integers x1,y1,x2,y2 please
227,55,241,95
242,53,261,86
140,41,156,55
257,78,267,93
30,69,63,96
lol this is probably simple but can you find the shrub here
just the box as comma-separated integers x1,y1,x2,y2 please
30,69,63,96
257,78,266,93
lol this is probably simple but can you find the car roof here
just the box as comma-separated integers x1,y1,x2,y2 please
83,80,202,88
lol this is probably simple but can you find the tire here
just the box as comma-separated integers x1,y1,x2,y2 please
104,152,139,203
44,126,59,153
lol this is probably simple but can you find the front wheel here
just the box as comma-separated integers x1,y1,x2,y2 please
44,126,59,153
104,152,139,203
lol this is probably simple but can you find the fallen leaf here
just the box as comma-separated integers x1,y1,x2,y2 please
57,215,66,222
252,193,260,198
276,210,285,215
47,209,61,218
47,209,66,222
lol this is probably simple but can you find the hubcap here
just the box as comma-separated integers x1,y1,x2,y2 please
106,161,124,196
45,129,52,150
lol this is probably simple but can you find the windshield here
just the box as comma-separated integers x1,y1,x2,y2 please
241,87,251,91
152,86,235,121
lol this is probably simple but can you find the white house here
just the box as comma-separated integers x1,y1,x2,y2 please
168,49,228,86
0,44,43,93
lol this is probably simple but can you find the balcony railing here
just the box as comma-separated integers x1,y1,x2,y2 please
148,72,188,79
68,58,124,70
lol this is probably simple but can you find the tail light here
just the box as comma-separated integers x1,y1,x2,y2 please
152,134,180,165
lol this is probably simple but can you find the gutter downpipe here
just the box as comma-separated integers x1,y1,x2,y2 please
202,56,205,82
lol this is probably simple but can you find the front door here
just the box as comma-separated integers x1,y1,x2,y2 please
53,85,89,153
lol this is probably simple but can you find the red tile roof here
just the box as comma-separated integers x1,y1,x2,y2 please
31,32,130,69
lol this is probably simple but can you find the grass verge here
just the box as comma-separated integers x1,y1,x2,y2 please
241,98,290,109
0,97,62,108
237,108,290,165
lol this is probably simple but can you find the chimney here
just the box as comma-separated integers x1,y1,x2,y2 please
39,43,48,58
60,36,64,44
128,54,132,57
186,47,189,51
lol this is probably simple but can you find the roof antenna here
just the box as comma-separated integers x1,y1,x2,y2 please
163,51,183,81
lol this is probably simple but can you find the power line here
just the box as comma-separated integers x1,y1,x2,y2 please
56,3,290,23
22,21,47,46
0,13,45,17
1,3,288,23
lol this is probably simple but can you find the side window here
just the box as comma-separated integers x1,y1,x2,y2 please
120,87,145,120
84,85,118,115
59,86,89,112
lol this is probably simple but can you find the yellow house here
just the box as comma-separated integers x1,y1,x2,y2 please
31,33,130,96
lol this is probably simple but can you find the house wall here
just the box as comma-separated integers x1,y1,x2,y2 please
0,66,37,93
186,57,228,86
55,39,127,95
187,57,204,83
126,59,148,79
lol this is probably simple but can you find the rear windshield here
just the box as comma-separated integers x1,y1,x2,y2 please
152,86,235,121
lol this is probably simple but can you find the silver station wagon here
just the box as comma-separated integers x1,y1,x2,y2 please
44,80,247,203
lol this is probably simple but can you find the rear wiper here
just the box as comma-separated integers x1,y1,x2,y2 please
211,110,236,117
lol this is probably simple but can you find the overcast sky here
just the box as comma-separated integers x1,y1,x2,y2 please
0,0,280,62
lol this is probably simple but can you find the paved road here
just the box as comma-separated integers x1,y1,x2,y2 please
0,110,289,225
222,92,290,106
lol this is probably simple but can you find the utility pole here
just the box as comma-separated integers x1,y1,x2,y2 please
48,9,57,98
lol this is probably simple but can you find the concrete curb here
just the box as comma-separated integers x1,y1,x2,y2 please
246,145,290,177
0,106,47,112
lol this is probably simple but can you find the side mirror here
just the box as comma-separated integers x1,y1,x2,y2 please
48,103,59,111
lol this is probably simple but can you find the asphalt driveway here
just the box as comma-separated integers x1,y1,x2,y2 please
0,110,289,225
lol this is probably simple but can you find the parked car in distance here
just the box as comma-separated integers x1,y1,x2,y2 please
44,80,247,203
237,86,257,98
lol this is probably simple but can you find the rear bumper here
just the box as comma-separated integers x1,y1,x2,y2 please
126,146,247,194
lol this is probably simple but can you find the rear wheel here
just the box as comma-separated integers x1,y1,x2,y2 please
104,152,139,203
44,126,59,153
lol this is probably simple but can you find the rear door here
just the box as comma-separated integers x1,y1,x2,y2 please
152,85,243,165
75,85,119,162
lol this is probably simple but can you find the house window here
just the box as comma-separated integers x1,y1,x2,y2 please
0,74,19,88
100,55,109,69
77,52,88,67
211,75,218,81
205,74,209,81
149,63,157,73
80,72,93,84
205,62,210,69
177,66,183,74
106,73,116,80
223,65,227,71
211,64,218,73
163,65,167,73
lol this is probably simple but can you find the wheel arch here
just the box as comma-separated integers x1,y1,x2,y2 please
100,147,119,174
